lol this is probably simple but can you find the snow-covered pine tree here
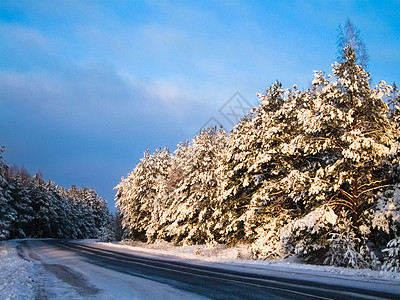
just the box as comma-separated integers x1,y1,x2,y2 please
305,47,396,237
25,175,67,238
219,82,315,257
324,211,370,268
388,83,400,128
68,187,98,238
162,127,227,245
373,85,400,270
62,185,84,238
80,187,102,237
382,231,400,272
230,47,397,261
154,141,191,241
59,185,113,239
95,197,115,241
372,184,400,266
53,185,77,238
115,148,171,241
217,110,259,245
0,146,112,240
277,46,397,264
145,148,172,241
24,174,48,237
0,147,16,240
7,173,34,238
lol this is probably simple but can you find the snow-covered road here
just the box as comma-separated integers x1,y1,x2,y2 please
2,239,206,299
2,239,400,299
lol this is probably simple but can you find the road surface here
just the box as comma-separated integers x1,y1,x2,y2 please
17,239,400,299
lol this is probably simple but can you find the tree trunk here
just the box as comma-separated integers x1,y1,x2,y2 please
352,175,360,234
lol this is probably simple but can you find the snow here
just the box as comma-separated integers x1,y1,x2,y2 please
87,239,400,295
92,239,400,278
0,239,207,299
0,241,35,299
2,239,400,299
0,239,86,299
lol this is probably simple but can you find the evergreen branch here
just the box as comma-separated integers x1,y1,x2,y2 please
329,200,356,212
338,188,354,202
358,184,393,196
358,179,387,189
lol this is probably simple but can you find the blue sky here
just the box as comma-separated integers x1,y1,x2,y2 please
1,1,399,211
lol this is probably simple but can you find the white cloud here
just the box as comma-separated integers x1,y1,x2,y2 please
0,62,209,136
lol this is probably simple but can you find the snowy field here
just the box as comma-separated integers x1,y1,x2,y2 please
1,239,400,299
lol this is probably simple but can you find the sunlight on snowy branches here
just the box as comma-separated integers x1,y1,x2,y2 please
115,44,400,270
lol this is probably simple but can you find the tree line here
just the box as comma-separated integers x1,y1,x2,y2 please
116,44,400,271
0,148,114,241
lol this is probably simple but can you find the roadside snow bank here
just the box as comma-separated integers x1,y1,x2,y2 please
0,241,35,299
91,240,400,282
116,240,252,261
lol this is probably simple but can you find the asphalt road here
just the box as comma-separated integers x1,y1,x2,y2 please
19,240,400,299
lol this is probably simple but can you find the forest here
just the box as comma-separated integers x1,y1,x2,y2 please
0,148,114,241
1,20,399,273
115,43,400,272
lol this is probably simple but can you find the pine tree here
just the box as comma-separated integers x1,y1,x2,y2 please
275,47,396,261
25,175,58,237
219,82,316,256
8,174,34,238
0,147,16,240
0,146,112,240
307,47,395,235
163,127,227,244
337,18,369,68
382,230,400,272
324,212,369,268
115,148,171,241
218,47,397,260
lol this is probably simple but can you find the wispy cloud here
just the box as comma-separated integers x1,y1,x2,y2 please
0,22,51,50
0,62,206,137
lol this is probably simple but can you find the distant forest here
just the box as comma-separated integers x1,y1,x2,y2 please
0,147,115,241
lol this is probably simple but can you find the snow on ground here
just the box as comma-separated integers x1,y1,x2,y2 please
83,239,253,261
93,239,400,280
83,239,400,295
2,239,400,299
0,241,35,299
0,239,86,299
